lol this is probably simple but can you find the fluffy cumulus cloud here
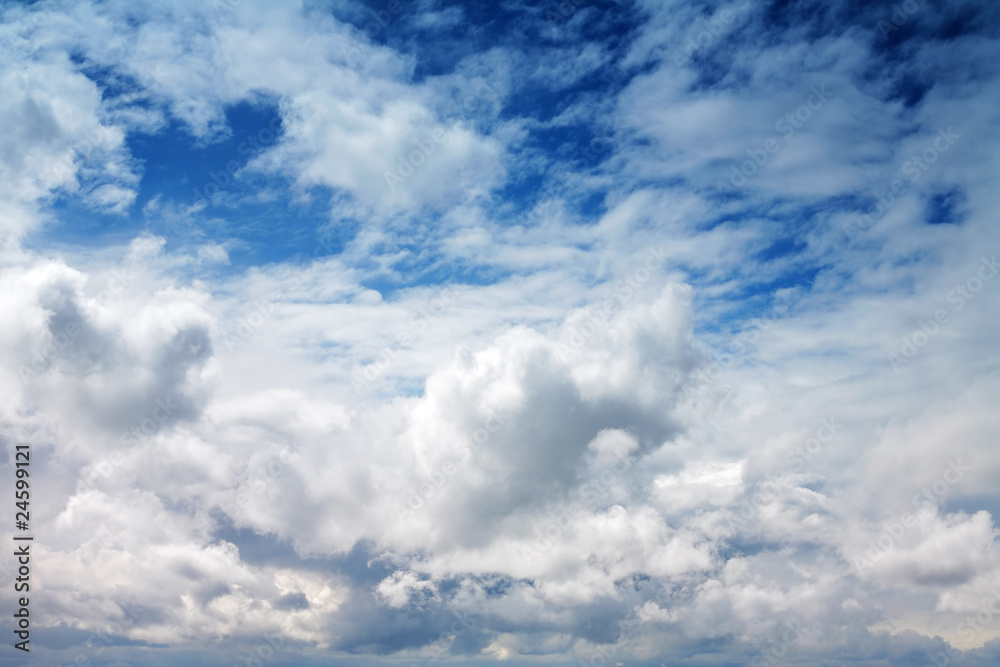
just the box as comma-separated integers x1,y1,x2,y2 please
1,0,1000,664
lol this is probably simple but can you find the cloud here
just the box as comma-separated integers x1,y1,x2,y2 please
1,0,999,664
0,41,139,240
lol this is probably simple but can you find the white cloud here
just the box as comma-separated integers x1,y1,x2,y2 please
1,0,1000,663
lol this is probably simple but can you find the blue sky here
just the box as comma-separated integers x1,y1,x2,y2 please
1,0,1000,664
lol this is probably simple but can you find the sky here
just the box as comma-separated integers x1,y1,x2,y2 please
0,0,999,664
